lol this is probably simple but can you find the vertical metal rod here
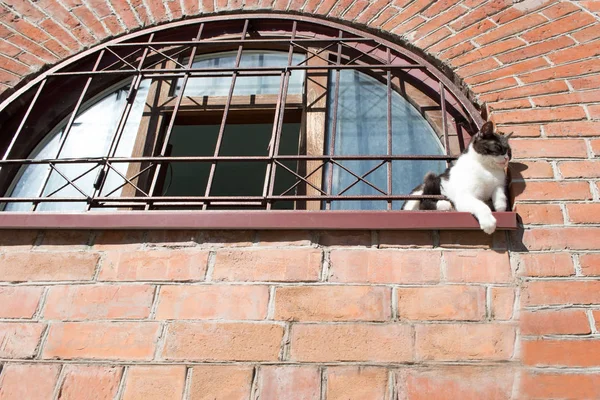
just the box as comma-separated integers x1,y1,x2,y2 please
202,19,249,210
325,30,343,210
32,50,106,211
146,25,206,210
265,21,297,210
86,34,156,210
2,79,47,163
386,48,393,211
440,80,450,167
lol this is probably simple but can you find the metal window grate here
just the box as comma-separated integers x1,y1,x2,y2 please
0,14,483,212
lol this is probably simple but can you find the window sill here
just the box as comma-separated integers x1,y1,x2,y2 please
0,211,518,230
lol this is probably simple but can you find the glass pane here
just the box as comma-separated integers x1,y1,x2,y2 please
6,80,150,211
325,70,446,210
179,51,305,97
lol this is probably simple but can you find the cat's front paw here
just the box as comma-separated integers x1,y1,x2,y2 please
478,213,497,234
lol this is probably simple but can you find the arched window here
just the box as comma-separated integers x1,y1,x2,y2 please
0,15,483,215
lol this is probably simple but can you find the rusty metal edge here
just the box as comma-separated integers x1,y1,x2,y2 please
0,211,518,230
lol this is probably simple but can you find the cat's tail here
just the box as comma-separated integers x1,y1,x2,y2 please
419,172,440,210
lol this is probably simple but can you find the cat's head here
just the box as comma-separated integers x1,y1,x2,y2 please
470,121,512,169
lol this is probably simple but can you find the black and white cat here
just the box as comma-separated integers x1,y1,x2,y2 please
403,121,511,234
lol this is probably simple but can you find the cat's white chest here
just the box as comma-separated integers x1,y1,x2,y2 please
442,154,505,201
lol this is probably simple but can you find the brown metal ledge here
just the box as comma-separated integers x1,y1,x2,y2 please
0,211,518,230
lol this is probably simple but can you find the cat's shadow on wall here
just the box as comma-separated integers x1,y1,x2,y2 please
507,162,528,252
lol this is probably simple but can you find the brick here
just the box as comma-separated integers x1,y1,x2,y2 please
523,280,600,305
514,204,563,225
479,81,569,103
522,228,600,250
579,254,600,276
0,286,43,318
510,139,587,158
146,230,199,247
542,1,579,18
275,285,391,322
122,366,186,400
439,230,507,249
44,284,154,320
0,252,99,282
396,366,515,400
39,230,90,249
589,104,600,119
443,250,512,283
451,38,525,67
93,230,144,250
521,59,600,84
466,57,550,85
512,181,591,201
471,76,519,94
523,339,600,366
99,249,208,281
492,106,587,124
329,249,440,284
290,323,413,362
522,13,596,43
570,75,600,91
450,0,511,31
497,125,541,138
415,323,515,361
189,365,253,400
0,230,36,251
43,322,160,360
0,322,45,358
595,311,600,331
487,98,531,112
476,14,547,45
156,285,269,320
509,160,554,179
549,39,600,65
162,321,283,361
213,248,321,282
259,366,320,400
521,309,591,335
0,364,60,400
258,230,312,246
545,121,600,137
497,36,575,64
593,139,600,157
521,371,600,400
397,285,486,321
438,41,476,61
59,365,123,400
455,57,501,78
568,204,600,223
430,20,496,54
517,252,574,277
491,287,515,320
533,90,600,107
378,230,433,248
318,230,371,246
327,367,388,400
413,7,470,47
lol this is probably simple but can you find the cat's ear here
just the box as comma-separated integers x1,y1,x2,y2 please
479,121,495,138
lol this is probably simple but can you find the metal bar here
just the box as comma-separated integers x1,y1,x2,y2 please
31,50,106,211
47,64,428,77
275,159,326,196
0,154,457,165
103,163,154,197
105,47,138,71
386,48,393,210
1,79,47,162
44,163,92,199
333,159,387,196
109,38,377,47
146,25,206,209
101,47,143,72
440,80,451,167
202,19,250,210
265,20,296,210
86,33,156,210
326,30,343,210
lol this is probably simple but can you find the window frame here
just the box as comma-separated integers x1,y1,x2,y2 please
0,14,517,231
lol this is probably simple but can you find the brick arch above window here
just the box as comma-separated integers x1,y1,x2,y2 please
0,14,517,230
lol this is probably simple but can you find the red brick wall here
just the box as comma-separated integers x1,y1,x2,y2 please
0,0,599,398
